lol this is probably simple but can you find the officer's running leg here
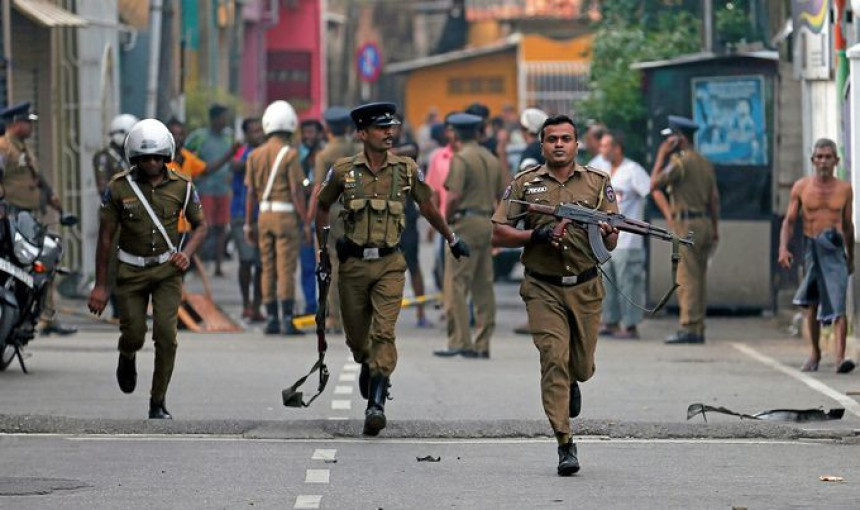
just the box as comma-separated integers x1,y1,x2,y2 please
368,255,407,377
150,264,183,404
338,258,373,363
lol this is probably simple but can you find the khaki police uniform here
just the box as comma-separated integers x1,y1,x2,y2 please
93,143,130,194
317,151,433,376
654,150,716,336
443,140,505,354
100,167,204,403
314,136,361,329
245,136,304,304
0,134,44,211
493,163,618,436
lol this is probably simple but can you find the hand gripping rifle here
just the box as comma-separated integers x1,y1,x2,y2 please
282,226,332,407
510,200,694,314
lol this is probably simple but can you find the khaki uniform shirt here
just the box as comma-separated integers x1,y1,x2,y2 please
100,167,204,257
492,164,618,275
654,150,715,214
445,141,505,214
318,151,433,248
245,137,303,203
93,143,129,194
0,134,45,210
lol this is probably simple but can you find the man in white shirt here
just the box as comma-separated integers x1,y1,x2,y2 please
596,131,651,339
585,123,608,168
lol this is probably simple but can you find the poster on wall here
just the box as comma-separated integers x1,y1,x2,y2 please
691,75,768,166
792,0,831,80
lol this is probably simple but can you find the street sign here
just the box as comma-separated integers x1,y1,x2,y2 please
357,42,383,83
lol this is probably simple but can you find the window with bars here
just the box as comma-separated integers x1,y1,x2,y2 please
523,61,590,116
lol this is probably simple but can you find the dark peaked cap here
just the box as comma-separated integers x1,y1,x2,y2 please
350,102,401,130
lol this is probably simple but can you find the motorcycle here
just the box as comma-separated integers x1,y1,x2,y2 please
0,202,76,372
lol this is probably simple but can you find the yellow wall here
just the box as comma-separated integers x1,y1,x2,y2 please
403,50,518,130
521,33,593,62
467,20,504,47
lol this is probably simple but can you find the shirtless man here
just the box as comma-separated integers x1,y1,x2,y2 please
778,138,855,374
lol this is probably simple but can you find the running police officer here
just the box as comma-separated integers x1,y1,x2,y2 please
0,102,77,336
88,119,208,419
315,102,470,436
492,114,619,476
244,100,309,335
434,113,505,359
650,116,719,344
308,106,359,333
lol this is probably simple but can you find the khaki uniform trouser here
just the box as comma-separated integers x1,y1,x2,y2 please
115,260,183,403
675,217,714,335
326,206,346,328
521,274,604,436
338,252,407,377
258,210,299,303
444,216,495,353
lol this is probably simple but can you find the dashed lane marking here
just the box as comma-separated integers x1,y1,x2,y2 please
333,385,353,395
294,495,322,509
331,400,352,410
338,372,357,382
312,449,337,461
305,469,330,484
326,416,348,421
732,342,860,418
341,363,359,372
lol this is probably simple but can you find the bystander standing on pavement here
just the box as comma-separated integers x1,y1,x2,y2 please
651,116,719,345
595,130,651,339
230,117,266,323
778,138,855,374
492,114,619,476
88,119,208,419
186,104,235,277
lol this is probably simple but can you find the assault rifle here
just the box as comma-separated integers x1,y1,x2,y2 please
509,200,694,314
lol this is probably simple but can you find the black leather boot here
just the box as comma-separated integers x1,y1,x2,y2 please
148,399,173,419
359,362,370,400
363,374,389,436
281,300,305,336
557,440,580,476
569,381,581,418
116,354,137,394
264,302,280,335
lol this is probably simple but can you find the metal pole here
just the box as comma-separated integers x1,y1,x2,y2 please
146,0,164,118
703,0,713,52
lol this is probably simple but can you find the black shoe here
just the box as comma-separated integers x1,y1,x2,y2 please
359,362,370,400
363,375,389,436
281,300,305,336
148,400,173,419
433,348,465,357
116,354,137,394
41,322,78,336
461,350,490,359
557,440,580,476
664,332,705,344
569,382,581,418
264,302,280,335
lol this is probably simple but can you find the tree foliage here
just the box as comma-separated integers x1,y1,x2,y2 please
577,7,701,161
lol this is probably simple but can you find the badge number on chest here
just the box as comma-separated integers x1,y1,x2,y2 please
525,185,548,195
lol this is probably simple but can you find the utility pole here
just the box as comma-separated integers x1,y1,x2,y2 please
146,0,164,118
703,0,713,52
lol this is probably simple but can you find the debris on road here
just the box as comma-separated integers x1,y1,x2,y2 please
416,455,441,462
687,403,844,423
819,475,845,482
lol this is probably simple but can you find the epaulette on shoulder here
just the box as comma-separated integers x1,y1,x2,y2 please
170,169,191,182
333,155,356,170
583,165,610,179
513,164,542,181
110,169,132,181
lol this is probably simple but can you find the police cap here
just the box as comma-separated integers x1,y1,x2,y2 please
323,106,351,126
661,115,699,136
1,102,38,122
350,102,401,130
447,113,483,130
464,102,490,120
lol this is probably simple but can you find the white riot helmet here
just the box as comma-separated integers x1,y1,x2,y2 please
109,113,139,146
262,100,299,135
124,118,175,164
520,107,548,135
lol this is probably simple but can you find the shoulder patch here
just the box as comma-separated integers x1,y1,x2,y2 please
416,168,425,182
604,183,616,203
101,187,112,205
502,185,512,200
323,166,334,184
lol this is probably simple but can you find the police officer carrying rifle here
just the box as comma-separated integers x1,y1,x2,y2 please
315,102,470,436
88,119,208,419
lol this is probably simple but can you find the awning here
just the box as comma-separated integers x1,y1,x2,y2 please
13,0,87,28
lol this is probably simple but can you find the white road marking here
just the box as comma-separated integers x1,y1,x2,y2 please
342,364,359,372
312,448,337,461
338,372,357,382
732,342,860,418
331,400,352,410
305,469,330,484
333,385,353,395
326,416,348,421
294,495,322,509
